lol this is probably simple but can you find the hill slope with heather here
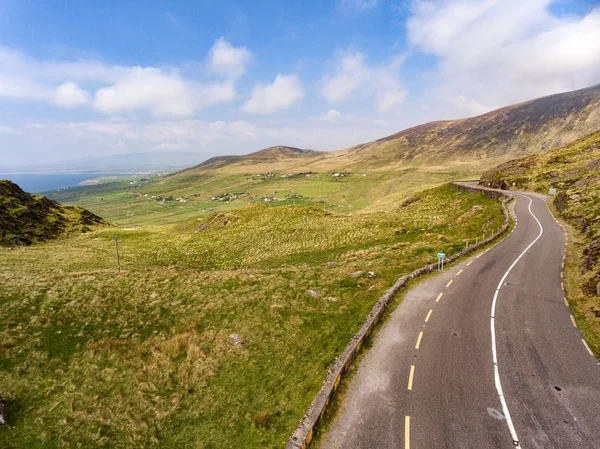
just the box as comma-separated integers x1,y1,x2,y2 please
480,131,600,354
0,180,105,246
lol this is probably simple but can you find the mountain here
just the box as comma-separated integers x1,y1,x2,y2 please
0,180,105,246
177,83,600,177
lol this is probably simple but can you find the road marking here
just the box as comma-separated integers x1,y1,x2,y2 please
582,339,594,357
436,292,443,302
405,416,410,449
415,332,423,349
491,194,544,447
467,261,473,266
425,309,433,322
408,365,415,390
456,269,463,276
561,272,563,279
570,315,577,327
561,262,564,268
446,280,453,287
563,296,569,307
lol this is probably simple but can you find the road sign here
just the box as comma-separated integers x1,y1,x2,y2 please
549,188,557,196
437,253,446,271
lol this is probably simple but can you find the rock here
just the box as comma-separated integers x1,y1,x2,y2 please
350,271,364,278
327,297,340,302
367,285,376,291
324,262,337,268
597,281,600,297
0,397,6,425
308,289,322,297
553,191,568,212
228,334,248,345
367,271,376,278
471,205,483,211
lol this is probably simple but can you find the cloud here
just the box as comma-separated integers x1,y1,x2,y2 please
407,0,600,113
52,81,91,108
0,39,251,117
208,38,252,80
337,0,380,14
242,74,304,114
0,124,20,135
315,109,389,127
321,51,406,112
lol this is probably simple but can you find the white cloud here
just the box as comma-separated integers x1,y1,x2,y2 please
52,81,91,108
0,39,250,117
242,74,304,114
315,109,389,127
0,124,20,135
208,38,252,79
337,0,380,14
321,51,406,112
407,0,600,113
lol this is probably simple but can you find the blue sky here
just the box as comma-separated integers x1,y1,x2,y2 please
0,0,599,167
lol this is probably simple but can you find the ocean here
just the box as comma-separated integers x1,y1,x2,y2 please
0,173,130,193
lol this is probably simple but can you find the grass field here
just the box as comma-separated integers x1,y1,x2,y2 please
46,168,473,227
0,184,504,448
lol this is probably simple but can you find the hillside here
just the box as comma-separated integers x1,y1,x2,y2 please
0,184,504,448
0,180,105,246
178,83,600,177
480,131,600,353
47,84,600,228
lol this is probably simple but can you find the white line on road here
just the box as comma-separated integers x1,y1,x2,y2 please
582,339,594,357
490,194,544,448
563,296,569,307
467,261,473,266
570,315,577,327
405,416,410,449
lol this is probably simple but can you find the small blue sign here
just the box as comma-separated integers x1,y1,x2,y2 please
437,253,445,258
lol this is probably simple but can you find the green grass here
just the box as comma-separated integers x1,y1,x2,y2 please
46,169,473,227
0,184,504,448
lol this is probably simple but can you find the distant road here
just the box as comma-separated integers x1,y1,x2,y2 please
321,188,600,448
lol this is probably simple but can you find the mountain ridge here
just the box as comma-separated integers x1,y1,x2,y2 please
177,83,600,176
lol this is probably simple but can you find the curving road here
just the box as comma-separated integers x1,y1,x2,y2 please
320,189,600,449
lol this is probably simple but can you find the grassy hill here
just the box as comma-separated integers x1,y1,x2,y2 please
180,83,600,176
480,131,600,355
0,180,105,246
0,184,504,448
47,84,600,228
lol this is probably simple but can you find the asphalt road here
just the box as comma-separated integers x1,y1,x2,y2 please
320,191,600,449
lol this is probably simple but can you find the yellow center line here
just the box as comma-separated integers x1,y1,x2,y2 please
407,365,415,390
456,269,463,276
405,416,410,449
415,332,423,349
466,261,473,266
425,309,433,322
446,279,453,288
435,292,443,302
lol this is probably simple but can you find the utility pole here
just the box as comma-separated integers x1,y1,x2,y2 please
111,235,121,274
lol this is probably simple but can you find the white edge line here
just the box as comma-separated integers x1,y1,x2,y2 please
491,194,544,447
